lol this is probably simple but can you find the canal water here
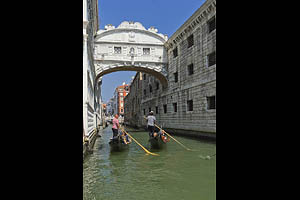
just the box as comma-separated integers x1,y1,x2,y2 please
83,125,216,200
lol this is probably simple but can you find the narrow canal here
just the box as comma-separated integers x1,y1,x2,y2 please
83,125,216,200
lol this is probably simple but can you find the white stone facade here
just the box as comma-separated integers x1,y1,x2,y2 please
93,21,169,88
124,0,216,137
83,0,103,140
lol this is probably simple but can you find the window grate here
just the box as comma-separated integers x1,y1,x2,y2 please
207,96,216,109
187,100,193,111
208,51,216,67
187,35,194,48
188,64,194,75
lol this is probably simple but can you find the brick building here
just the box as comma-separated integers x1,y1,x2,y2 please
114,83,130,117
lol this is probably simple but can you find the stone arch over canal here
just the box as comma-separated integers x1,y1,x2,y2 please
93,21,169,88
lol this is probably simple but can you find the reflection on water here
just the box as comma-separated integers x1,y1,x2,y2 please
83,125,216,200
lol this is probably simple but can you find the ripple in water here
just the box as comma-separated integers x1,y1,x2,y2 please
83,125,216,200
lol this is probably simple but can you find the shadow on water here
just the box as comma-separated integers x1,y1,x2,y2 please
109,148,129,166
84,125,216,200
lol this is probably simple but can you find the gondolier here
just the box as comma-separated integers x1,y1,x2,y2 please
109,129,131,152
112,114,120,138
146,111,156,137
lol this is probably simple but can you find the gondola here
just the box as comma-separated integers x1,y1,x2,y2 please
109,131,131,151
148,131,169,149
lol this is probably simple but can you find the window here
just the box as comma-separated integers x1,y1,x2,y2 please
187,34,194,48
207,96,216,110
143,48,150,55
149,85,152,93
163,104,167,113
129,47,135,54
173,47,178,58
174,72,178,82
208,51,216,67
173,103,177,112
143,109,146,115
114,47,121,54
120,97,123,101
149,107,151,113
156,82,159,90
208,16,216,33
143,74,146,80
121,109,123,112
156,106,158,114
120,93,123,96
188,64,194,75
187,100,193,111
144,89,146,95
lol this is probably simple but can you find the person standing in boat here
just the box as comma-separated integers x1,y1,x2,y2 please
146,111,156,137
112,114,120,138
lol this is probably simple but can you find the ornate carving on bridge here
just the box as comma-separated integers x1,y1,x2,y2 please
118,21,146,30
128,31,135,42
105,24,115,30
148,26,158,33
94,21,169,87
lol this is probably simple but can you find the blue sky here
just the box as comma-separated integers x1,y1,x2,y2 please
98,0,206,103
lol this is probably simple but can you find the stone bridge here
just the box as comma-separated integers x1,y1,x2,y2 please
93,21,169,88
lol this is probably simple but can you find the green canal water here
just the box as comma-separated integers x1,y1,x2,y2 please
83,125,216,200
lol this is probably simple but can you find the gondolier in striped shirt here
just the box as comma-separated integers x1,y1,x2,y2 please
146,111,156,137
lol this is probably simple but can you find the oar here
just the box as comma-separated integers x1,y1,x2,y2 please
120,126,159,156
154,124,193,151
143,116,193,151
199,153,216,160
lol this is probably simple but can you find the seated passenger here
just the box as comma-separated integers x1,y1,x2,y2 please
121,132,131,144
160,130,170,143
153,132,158,138
125,134,131,144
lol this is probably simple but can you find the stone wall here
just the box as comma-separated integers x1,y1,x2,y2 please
124,0,216,138
124,72,144,128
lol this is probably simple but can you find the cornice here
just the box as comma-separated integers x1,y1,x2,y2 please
95,25,168,43
165,0,216,50
94,40,165,47
94,59,167,65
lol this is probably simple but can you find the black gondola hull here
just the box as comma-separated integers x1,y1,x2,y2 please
149,136,166,149
109,137,129,151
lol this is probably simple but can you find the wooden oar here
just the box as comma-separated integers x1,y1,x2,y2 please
120,126,159,156
154,124,193,151
143,116,193,151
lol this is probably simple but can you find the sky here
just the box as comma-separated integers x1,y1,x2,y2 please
98,0,206,103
